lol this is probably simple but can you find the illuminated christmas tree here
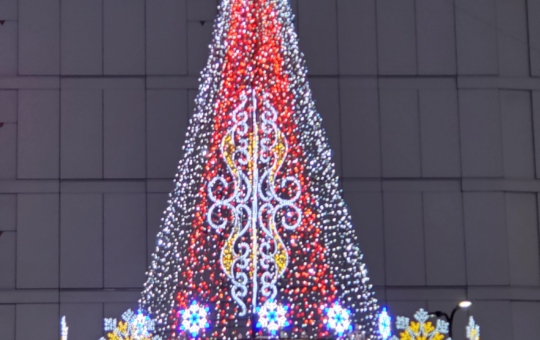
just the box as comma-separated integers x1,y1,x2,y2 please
139,0,379,338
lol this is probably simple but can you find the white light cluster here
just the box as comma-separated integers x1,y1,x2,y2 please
60,316,68,340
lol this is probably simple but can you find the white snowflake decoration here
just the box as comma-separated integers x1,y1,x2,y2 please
256,300,289,335
131,311,155,338
99,309,160,340
378,308,392,340
466,317,480,340
179,301,210,336
390,309,451,340
325,303,352,336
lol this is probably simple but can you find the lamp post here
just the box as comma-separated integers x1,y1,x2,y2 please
429,300,472,338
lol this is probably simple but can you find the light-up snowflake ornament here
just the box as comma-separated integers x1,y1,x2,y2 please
466,317,480,340
131,311,154,338
100,309,161,340
389,309,450,340
179,302,210,337
256,300,289,335
324,303,353,336
378,308,392,340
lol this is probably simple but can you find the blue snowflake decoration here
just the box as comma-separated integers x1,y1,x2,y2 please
378,308,392,340
256,300,289,335
179,301,210,337
324,303,352,336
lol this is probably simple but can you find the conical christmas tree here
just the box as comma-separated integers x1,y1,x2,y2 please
140,0,379,338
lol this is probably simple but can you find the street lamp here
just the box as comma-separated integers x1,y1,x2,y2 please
429,300,472,338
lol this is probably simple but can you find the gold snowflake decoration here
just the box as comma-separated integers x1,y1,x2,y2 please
390,309,450,340
99,309,162,340
466,317,480,340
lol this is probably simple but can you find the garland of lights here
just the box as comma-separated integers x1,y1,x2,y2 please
139,0,379,338
55,307,483,339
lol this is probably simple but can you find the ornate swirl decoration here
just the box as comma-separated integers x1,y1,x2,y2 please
257,96,302,301
207,89,302,316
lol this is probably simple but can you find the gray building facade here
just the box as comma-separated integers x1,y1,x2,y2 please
0,0,539,339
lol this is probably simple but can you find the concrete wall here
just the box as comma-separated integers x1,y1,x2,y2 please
1,0,540,338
